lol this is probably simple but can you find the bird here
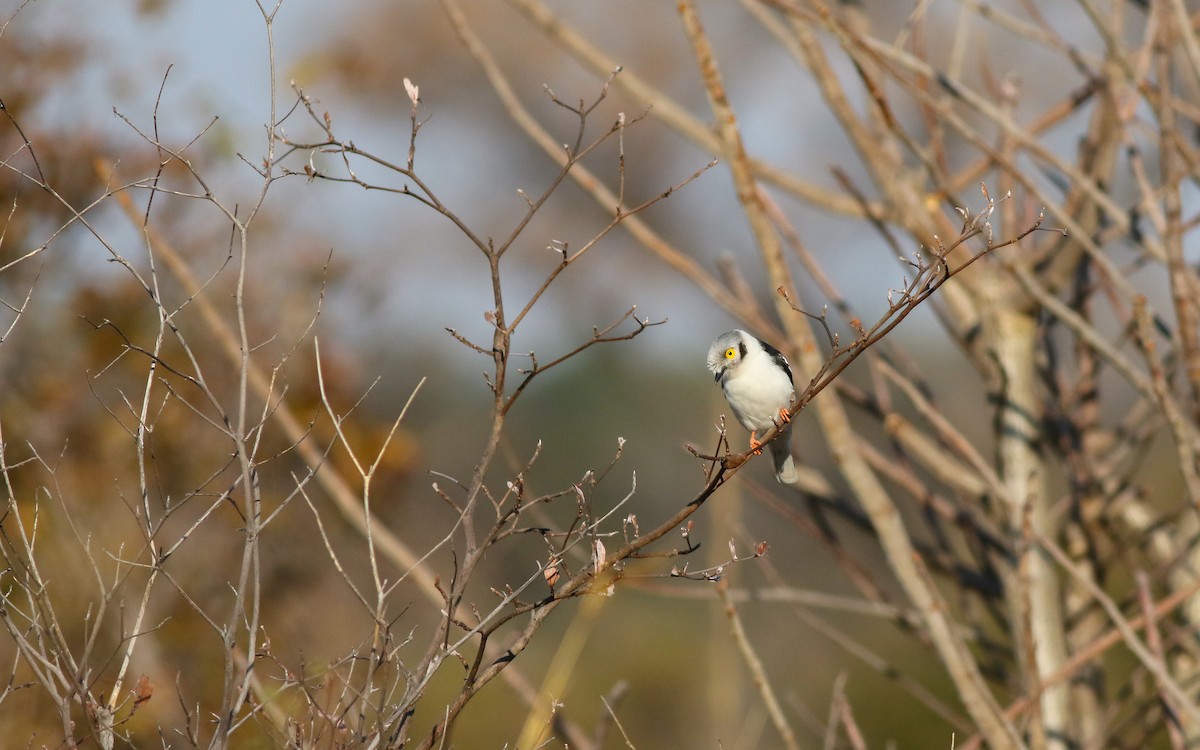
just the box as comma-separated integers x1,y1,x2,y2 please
706,329,798,484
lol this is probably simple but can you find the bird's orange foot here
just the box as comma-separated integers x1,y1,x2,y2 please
777,407,792,424
749,431,764,455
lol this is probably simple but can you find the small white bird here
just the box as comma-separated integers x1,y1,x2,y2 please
706,329,798,484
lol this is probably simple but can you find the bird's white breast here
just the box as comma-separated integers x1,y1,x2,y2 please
721,363,794,433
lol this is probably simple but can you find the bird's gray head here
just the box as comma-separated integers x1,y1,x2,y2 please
706,329,750,381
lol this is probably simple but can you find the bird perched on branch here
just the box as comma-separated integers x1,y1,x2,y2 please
706,329,797,484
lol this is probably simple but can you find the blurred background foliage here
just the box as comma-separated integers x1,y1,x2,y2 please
1,0,1198,748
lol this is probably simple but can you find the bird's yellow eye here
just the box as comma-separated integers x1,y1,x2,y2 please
724,347,737,359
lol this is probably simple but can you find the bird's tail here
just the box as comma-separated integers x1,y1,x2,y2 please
770,439,798,484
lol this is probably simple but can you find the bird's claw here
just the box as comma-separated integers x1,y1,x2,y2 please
749,431,764,455
777,407,791,424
